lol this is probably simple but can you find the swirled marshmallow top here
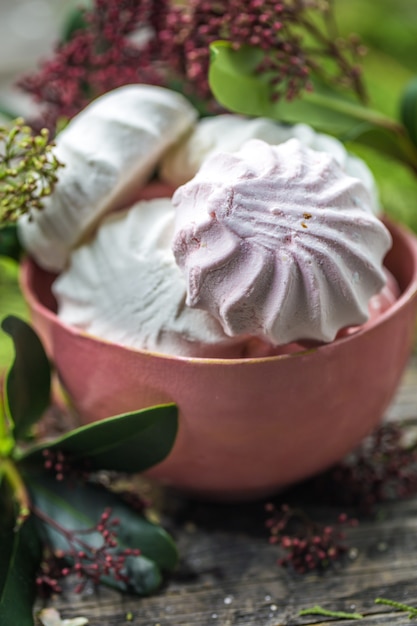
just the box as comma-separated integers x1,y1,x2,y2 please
172,138,392,345
160,114,379,214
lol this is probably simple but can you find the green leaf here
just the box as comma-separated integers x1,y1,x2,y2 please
1,316,50,441
0,481,16,595
345,124,405,161
61,5,89,42
400,77,417,147
0,485,42,626
209,42,273,118
27,472,178,595
208,40,417,171
0,259,29,372
0,388,13,457
124,556,162,596
20,404,178,474
209,41,401,133
209,41,417,170
0,521,41,625
344,123,417,171
345,140,417,233
0,225,22,262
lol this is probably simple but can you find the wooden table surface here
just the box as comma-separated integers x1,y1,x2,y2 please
36,356,417,626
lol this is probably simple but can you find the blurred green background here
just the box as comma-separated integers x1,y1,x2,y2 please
0,0,417,368
337,0,417,231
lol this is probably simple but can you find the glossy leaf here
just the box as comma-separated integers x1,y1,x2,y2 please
123,556,162,596
0,259,29,372
1,316,51,441
20,404,178,474
0,225,22,262
209,41,405,142
28,471,179,571
400,77,417,148
27,472,178,594
0,486,42,626
209,42,270,116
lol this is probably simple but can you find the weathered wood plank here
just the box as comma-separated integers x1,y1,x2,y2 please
39,500,417,625
35,355,417,625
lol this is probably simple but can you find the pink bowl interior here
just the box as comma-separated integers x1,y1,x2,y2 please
21,218,417,500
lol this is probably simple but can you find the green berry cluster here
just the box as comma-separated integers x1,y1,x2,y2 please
0,119,63,226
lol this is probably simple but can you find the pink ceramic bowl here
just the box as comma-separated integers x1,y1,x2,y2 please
21,218,417,500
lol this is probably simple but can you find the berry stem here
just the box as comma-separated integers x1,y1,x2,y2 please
375,598,417,618
1,458,31,527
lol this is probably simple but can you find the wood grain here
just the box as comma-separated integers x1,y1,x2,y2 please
35,356,417,626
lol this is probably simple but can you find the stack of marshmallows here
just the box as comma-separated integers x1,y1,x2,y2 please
18,85,396,359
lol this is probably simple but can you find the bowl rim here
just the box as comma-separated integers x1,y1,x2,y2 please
20,216,417,366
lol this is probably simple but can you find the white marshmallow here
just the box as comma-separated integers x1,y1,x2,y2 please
160,115,380,214
18,85,198,271
172,139,391,345
53,198,249,358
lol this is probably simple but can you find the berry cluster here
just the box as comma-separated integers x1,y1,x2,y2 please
312,423,417,514
17,0,166,132
148,0,365,103
42,448,92,483
161,0,314,102
34,507,140,596
265,504,357,574
35,553,67,598
18,0,366,133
